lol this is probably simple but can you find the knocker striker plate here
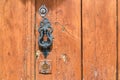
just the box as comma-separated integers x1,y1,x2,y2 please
39,60,52,74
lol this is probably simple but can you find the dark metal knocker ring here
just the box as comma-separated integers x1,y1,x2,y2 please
38,5,53,58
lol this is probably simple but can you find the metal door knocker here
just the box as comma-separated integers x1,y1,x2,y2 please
38,5,53,74
38,5,53,58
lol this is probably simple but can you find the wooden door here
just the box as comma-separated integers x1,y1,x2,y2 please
0,0,119,80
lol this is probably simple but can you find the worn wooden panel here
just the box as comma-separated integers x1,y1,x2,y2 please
0,0,35,80
82,0,117,80
35,0,81,80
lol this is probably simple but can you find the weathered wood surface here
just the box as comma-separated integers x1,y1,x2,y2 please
0,0,35,80
118,0,120,79
82,0,117,80
26,0,35,80
0,0,119,80
35,0,81,80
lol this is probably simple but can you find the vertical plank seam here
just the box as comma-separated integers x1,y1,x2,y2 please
26,0,30,79
30,0,32,79
81,0,83,80
30,1,32,79
116,0,118,79
34,0,36,80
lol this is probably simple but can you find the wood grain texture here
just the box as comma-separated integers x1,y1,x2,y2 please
82,0,117,80
118,0,120,79
26,0,35,80
35,0,81,80
0,0,35,80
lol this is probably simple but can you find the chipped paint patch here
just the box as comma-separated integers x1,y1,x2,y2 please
60,54,69,63
35,50,42,59
94,70,98,77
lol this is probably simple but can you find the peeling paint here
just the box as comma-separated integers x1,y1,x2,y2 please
94,70,98,78
60,54,69,63
35,50,41,59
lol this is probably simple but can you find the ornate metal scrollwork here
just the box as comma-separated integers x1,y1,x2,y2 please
38,5,53,58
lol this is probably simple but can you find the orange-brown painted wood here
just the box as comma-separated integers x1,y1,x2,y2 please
25,0,35,80
35,0,81,80
0,0,119,80
82,0,117,80
0,0,35,80
118,0,120,79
